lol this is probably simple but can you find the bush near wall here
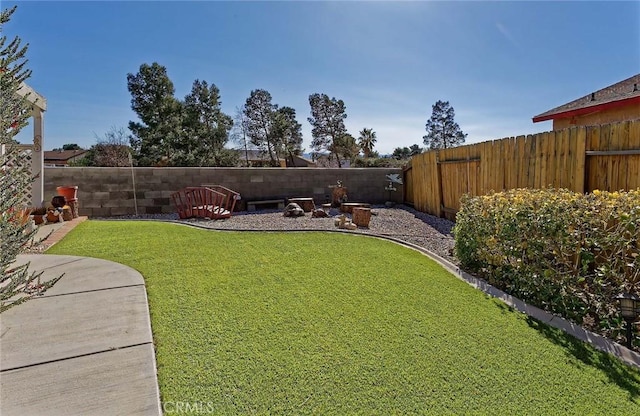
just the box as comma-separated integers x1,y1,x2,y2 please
454,188,640,348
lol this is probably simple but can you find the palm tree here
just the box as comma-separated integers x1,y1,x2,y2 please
358,128,377,158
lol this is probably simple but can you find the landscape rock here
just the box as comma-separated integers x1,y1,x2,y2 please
283,203,304,217
312,209,328,218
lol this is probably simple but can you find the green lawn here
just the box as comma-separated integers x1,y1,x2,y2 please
48,221,640,414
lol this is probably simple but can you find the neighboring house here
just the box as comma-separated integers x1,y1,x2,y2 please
287,154,316,167
44,149,88,167
533,73,640,130
235,149,316,167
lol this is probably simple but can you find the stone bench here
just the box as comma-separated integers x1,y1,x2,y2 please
247,199,285,212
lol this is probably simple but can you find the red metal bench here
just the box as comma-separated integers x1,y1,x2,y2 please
171,186,240,220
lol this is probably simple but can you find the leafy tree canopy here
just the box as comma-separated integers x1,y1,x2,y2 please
272,106,303,166
127,62,184,166
242,90,303,167
409,144,423,155
181,79,234,166
393,147,412,160
127,63,235,166
392,144,423,160
51,143,83,151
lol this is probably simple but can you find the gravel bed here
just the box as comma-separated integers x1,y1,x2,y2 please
102,204,457,264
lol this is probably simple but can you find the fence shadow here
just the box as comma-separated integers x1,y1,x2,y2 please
398,204,454,237
525,315,640,401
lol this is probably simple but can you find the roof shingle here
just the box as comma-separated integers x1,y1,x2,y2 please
533,73,640,122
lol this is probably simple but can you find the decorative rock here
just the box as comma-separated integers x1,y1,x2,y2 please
312,209,328,218
283,203,304,217
334,214,357,230
287,197,315,212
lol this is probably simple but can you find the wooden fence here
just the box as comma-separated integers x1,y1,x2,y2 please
404,119,640,220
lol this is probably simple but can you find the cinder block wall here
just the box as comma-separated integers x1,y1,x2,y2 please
44,167,403,217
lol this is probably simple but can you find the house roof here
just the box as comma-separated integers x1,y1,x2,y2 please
44,149,88,162
236,149,267,161
532,73,640,123
234,149,315,165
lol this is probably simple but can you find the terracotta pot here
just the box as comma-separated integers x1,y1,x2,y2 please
56,186,78,201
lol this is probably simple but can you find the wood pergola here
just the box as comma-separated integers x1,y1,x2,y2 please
15,82,46,206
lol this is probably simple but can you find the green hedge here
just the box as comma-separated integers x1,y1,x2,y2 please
454,188,640,347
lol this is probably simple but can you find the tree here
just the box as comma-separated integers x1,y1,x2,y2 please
243,89,279,166
1,6,59,312
230,105,253,166
52,143,82,151
392,147,412,160
392,144,423,160
409,144,423,156
74,126,131,167
182,79,233,166
332,133,359,165
127,62,184,166
308,93,348,167
271,106,303,166
422,100,467,150
357,128,377,158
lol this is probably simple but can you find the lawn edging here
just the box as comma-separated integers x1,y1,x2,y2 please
371,234,640,370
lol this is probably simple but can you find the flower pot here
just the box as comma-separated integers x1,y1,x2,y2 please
56,186,78,202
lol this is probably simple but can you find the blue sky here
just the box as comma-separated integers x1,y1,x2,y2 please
6,1,640,154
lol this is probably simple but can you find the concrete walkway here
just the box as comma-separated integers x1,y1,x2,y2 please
0,254,162,416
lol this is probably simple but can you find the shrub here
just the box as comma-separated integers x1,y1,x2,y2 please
454,188,640,347
351,157,407,168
